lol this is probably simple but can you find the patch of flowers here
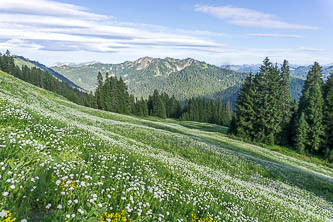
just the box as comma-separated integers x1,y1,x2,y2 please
0,71,332,221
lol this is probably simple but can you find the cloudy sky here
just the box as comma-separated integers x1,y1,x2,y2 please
0,0,332,65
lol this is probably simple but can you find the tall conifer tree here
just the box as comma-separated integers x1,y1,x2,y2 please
230,73,256,140
278,60,292,145
295,112,308,154
296,62,325,153
323,73,333,158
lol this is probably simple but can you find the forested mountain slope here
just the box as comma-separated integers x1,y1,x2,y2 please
53,57,305,102
52,57,248,100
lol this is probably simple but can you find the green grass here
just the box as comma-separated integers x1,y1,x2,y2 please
0,70,333,221
14,58,38,69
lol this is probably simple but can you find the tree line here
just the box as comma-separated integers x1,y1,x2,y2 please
180,98,233,126
229,57,333,161
93,71,234,125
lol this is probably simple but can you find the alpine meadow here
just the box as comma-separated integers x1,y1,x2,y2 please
0,0,333,222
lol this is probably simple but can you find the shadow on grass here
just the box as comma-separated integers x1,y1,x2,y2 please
135,120,333,204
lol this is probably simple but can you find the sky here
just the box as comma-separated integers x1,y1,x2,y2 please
0,0,332,66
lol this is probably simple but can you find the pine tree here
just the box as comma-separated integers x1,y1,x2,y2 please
278,60,292,145
103,76,112,111
96,72,104,109
231,73,256,140
129,95,136,114
221,101,233,126
295,112,309,154
228,115,237,135
288,100,299,146
215,100,223,125
142,98,149,117
253,58,282,144
297,62,325,153
152,90,167,119
323,73,333,159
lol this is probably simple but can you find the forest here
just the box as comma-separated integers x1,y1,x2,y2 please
229,58,333,161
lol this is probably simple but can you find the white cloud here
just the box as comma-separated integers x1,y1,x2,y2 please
0,0,330,66
0,0,107,20
248,33,304,38
195,5,319,30
0,0,221,55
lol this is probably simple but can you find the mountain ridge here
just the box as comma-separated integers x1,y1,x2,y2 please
52,57,248,101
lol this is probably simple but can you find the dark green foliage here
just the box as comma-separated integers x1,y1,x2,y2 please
231,58,330,160
323,73,333,159
166,96,182,118
230,73,256,140
180,97,233,126
297,62,325,153
150,90,167,119
134,97,149,117
288,100,299,146
252,59,283,144
96,72,104,109
95,75,131,115
278,60,292,145
0,51,93,106
221,101,233,126
231,58,294,145
295,112,308,154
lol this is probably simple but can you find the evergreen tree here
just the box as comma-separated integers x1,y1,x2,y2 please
215,100,223,125
297,62,325,153
142,98,149,117
231,73,256,140
129,95,136,114
278,60,292,145
151,90,167,119
288,100,299,146
295,112,309,154
96,72,104,109
323,73,333,158
228,115,237,135
103,76,112,111
221,101,233,126
253,58,282,144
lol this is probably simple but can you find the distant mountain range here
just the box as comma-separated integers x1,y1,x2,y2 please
221,63,333,80
51,57,306,103
12,56,306,104
52,57,250,101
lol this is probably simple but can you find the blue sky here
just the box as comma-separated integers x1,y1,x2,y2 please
0,0,332,65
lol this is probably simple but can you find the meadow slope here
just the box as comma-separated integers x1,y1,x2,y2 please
0,70,333,221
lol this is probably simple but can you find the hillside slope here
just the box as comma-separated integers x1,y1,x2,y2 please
14,56,85,91
0,71,332,221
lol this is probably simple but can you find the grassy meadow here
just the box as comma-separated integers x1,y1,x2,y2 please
0,70,332,221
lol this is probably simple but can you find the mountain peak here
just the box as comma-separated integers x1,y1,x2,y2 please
136,57,154,63
135,57,154,70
